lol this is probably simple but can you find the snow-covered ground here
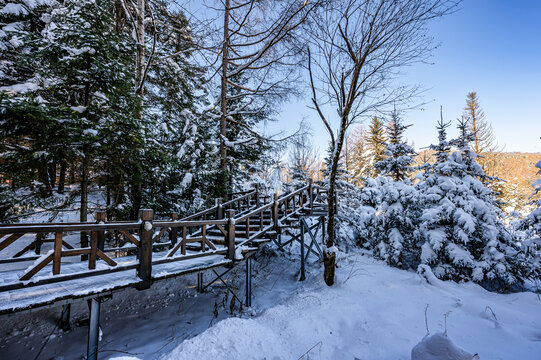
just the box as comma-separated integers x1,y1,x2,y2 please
159,252,541,360
1,248,541,359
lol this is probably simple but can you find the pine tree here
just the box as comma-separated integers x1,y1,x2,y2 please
416,120,532,291
358,175,421,269
322,142,350,190
517,157,541,269
374,110,417,181
365,116,387,177
347,126,370,186
0,0,143,221
138,1,217,216
357,112,419,268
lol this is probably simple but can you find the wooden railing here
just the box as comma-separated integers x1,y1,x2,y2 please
0,181,327,291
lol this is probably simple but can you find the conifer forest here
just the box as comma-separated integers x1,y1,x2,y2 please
1,1,540,359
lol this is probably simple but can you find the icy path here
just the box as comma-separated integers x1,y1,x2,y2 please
161,253,541,360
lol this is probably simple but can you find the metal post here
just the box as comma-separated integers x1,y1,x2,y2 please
87,298,101,360
197,272,204,292
245,257,252,307
300,217,306,281
60,304,71,331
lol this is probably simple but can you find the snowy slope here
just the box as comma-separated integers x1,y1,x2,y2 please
160,252,541,360
1,250,540,359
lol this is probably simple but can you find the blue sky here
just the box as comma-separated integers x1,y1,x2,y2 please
268,0,541,155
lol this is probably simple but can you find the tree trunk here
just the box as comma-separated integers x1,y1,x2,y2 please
219,0,230,191
136,0,145,99
57,160,67,194
37,162,52,197
69,161,76,185
48,162,56,189
323,118,347,286
80,153,89,256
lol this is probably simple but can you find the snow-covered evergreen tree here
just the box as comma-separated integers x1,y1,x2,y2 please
374,110,416,181
139,2,217,216
365,116,387,178
356,112,420,267
322,142,350,189
357,175,421,268
517,157,541,269
348,127,370,186
416,119,532,291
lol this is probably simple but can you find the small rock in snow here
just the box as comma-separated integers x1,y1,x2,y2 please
411,332,479,360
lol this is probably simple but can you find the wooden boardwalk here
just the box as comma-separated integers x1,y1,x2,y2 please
0,182,327,359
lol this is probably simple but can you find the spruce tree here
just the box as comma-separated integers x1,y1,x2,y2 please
416,120,532,291
348,127,370,186
358,175,421,269
374,110,416,181
517,156,541,269
139,2,217,216
358,112,419,269
365,116,387,177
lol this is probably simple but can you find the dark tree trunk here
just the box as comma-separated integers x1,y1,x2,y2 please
58,160,67,194
69,162,76,185
323,119,347,286
48,162,56,189
219,0,230,196
37,162,52,197
80,154,89,254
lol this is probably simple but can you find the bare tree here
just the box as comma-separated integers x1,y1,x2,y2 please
287,130,319,186
205,0,319,193
307,0,458,285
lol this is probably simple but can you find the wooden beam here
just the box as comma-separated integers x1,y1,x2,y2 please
0,233,24,252
53,232,63,275
19,253,54,281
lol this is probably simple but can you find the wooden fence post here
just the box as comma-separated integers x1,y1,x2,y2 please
96,211,106,251
225,209,236,261
53,232,62,275
169,212,178,249
89,231,97,270
137,209,153,290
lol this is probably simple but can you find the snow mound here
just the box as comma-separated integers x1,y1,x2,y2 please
411,332,479,360
417,264,443,287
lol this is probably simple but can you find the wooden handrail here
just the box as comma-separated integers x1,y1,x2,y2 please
235,202,273,222
0,222,141,235
222,188,256,208
0,180,326,289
